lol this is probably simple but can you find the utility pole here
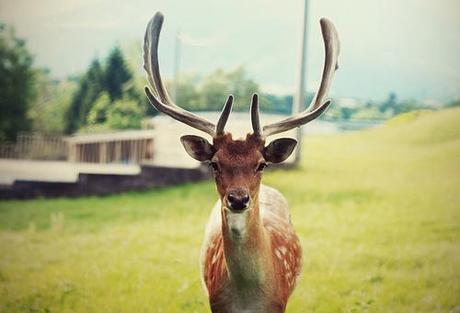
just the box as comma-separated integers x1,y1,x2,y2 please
292,0,309,165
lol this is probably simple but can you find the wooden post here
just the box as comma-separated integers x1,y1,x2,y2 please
115,141,121,163
100,142,107,163
134,140,139,163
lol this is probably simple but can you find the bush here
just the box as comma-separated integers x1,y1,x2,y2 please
106,98,143,129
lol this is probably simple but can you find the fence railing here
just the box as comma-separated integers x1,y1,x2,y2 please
0,133,67,160
0,131,155,164
0,143,17,159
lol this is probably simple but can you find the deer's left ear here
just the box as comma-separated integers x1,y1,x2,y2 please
263,138,297,163
180,135,215,161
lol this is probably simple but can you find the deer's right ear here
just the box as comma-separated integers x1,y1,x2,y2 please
180,135,215,161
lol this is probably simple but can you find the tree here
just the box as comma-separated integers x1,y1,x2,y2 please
65,46,145,133
118,41,155,116
86,92,111,125
65,59,105,133
200,69,229,111
105,46,132,101
380,92,397,114
226,66,259,110
0,23,36,142
106,97,143,129
168,73,201,111
28,69,76,134
446,99,460,108
200,66,259,111
261,94,292,114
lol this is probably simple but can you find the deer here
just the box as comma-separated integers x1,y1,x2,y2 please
143,12,339,313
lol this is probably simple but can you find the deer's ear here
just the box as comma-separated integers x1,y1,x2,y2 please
263,138,297,163
180,135,215,161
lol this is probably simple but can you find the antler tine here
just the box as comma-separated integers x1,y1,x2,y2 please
262,18,340,137
216,95,234,135
308,18,340,111
143,12,232,137
144,87,214,135
143,12,172,104
250,93,262,136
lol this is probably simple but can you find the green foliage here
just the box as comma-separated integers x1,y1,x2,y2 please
325,93,429,121
379,92,397,113
65,47,142,134
65,59,105,133
28,70,76,134
260,94,293,114
171,73,202,110
0,107,459,312
0,23,36,141
86,92,111,125
446,98,460,108
75,123,112,135
105,46,132,101
348,106,383,120
170,66,260,111
118,41,156,117
106,97,143,129
200,66,259,111
168,72,427,121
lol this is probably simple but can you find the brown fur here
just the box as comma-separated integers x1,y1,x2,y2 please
200,133,302,313
212,133,265,202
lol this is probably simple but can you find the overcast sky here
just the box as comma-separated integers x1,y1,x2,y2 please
1,0,459,102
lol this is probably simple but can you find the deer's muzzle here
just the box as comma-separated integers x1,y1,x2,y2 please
226,188,250,212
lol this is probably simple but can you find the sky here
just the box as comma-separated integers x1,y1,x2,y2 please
1,0,459,103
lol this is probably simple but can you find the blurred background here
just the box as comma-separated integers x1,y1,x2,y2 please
0,0,459,312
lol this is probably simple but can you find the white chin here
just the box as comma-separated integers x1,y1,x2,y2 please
225,208,248,239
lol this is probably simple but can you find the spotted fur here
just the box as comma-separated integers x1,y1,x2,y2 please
201,185,302,313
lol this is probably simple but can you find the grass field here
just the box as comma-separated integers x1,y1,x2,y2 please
1,108,459,312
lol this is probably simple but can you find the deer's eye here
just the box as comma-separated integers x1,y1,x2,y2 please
208,161,219,172
256,162,268,172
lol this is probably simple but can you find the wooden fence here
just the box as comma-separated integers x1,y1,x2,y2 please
0,133,67,160
0,143,17,159
0,131,155,164
67,138,154,164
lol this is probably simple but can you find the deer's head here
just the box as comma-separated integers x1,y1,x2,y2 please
143,12,339,214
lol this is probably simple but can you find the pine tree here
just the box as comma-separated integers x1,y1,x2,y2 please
0,23,36,142
65,59,105,133
105,46,132,101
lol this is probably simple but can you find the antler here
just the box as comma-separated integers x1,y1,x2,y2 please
143,12,233,137
251,18,340,137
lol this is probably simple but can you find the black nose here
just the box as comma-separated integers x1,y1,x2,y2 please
226,189,250,211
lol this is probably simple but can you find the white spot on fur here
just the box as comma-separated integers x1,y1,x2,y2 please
279,246,287,255
212,252,218,264
284,259,289,270
275,249,283,260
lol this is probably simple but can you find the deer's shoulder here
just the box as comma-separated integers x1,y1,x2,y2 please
259,184,290,222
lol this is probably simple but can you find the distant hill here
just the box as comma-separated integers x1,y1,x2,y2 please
370,107,460,145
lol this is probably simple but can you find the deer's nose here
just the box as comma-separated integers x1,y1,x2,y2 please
226,189,250,211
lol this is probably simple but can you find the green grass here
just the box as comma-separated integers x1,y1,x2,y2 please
1,107,459,312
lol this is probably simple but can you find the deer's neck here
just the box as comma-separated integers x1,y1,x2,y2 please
221,196,273,290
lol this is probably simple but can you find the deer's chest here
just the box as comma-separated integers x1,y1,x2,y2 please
202,220,302,313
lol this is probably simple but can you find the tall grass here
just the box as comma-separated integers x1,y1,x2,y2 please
0,108,459,312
